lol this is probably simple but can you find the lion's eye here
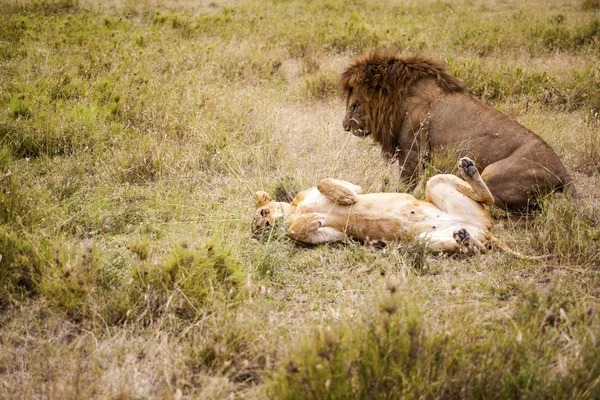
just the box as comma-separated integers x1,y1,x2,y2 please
352,103,359,111
260,209,268,217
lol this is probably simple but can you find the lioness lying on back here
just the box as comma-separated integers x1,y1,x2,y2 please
253,157,533,257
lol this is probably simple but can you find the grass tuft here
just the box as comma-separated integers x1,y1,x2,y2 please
129,240,245,321
9,94,31,119
530,196,600,265
250,239,292,280
397,239,438,275
577,108,600,173
115,138,162,184
582,0,600,10
39,239,99,322
303,70,338,100
0,227,44,309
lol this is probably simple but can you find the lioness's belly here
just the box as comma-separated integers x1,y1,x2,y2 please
297,191,473,241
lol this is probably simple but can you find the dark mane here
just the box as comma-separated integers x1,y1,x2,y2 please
338,50,464,157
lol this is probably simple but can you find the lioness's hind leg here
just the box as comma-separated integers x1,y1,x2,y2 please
453,227,486,255
459,157,479,178
456,157,494,206
317,178,362,205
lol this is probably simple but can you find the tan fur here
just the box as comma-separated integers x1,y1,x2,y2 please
340,50,573,211
252,157,525,256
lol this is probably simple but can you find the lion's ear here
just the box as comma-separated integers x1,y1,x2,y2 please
255,191,273,207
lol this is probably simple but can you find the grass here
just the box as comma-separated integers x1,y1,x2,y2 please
0,0,599,398
271,284,600,399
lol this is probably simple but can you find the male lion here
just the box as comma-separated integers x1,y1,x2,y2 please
252,157,533,257
339,50,573,211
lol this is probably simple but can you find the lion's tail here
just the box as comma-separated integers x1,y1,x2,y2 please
489,235,552,261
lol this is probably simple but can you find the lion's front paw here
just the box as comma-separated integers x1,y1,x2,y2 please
305,214,325,231
291,213,325,235
458,157,478,178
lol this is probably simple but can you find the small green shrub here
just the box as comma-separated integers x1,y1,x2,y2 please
2,101,109,158
250,239,292,279
114,137,162,184
186,310,268,384
582,0,600,10
577,108,600,173
528,18,600,52
9,94,31,119
152,11,167,25
128,238,151,260
28,0,79,15
130,241,245,320
38,240,99,322
449,59,600,111
0,169,34,225
0,226,44,309
39,239,246,324
530,196,600,266
50,75,79,101
573,18,600,48
271,286,600,399
303,70,338,100
329,11,380,52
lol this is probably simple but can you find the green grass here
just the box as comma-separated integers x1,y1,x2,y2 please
272,285,600,399
0,0,599,398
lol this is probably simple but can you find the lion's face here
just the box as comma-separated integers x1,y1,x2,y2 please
343,91,370,137
252,200,288,233
252,202,277,233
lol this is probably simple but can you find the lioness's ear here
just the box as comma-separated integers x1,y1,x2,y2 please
255,191,273,207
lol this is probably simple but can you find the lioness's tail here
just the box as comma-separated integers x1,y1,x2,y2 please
489,235,552,260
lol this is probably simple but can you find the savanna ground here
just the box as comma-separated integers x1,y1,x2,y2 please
1,0,600,398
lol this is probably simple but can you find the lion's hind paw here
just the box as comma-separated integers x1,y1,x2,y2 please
453,227,471,244
458,157,478,178
453,227,485,255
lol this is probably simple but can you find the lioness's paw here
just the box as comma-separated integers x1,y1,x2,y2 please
291,213,325,234
458,157,478,178
453,227,471,244
336,194,358,205
453,227,485,255
308,214,325,230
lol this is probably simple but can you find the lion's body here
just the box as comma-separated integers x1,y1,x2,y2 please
340,51,573,210
253,158,496,255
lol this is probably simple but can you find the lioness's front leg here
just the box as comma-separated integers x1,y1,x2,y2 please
317,179,362,205
455,157,494,206
289,227,346,245
288,213,345,244
289,213,325,236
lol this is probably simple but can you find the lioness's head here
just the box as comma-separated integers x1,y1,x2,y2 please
252,191,291,233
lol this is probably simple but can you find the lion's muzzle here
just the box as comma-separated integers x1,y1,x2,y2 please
343,117,370,137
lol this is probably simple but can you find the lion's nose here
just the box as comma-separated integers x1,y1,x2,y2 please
265,220,270,227
343,121,351,132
